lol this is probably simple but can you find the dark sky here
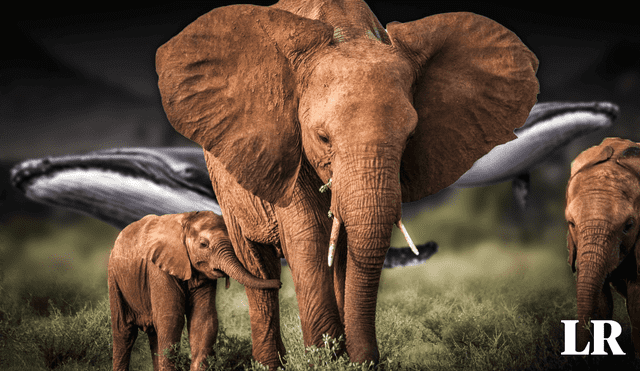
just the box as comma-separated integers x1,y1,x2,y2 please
3,1,640,160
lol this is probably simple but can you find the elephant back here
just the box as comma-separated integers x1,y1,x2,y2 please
111,214,160,261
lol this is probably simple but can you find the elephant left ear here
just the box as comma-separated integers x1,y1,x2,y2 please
387,12,539,201
570,144,614,178
146,214,193,281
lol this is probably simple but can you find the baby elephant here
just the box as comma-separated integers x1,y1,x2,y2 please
108,211,281,371
565,137,640,355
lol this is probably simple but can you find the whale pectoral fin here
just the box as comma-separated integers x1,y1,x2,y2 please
10,147,221,229
512,172,531,211
382,241,439,269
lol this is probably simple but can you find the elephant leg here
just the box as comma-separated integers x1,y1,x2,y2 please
222,210,285,368
108,275,138,371
147,329,160,371
626,281,640,356
149,269,188,369
112,325,138,371
153,312,186,370
276,174,344,350
244,283,284,368
279,222,344,348
204,150,285,368
186,280,218,371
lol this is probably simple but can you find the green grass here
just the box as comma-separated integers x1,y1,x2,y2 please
3,184,640,369
5,248,636,370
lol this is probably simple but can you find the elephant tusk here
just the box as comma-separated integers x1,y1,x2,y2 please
328,215,341,267
396,219,419,255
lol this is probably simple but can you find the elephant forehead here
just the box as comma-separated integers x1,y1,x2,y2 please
567,168,638,217
297,45,419,151
569,165,637,195
187,211,223,230
309,43,412,90
303,49,416,131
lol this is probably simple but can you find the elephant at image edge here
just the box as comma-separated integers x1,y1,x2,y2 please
565,137,640,355
108,211,281,371
155,0,539,367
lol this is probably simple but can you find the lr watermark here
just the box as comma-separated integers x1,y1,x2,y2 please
561,320,625,355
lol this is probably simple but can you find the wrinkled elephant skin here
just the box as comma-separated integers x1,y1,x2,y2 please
565,137,640,356
155,0,539,367
108,211,280,370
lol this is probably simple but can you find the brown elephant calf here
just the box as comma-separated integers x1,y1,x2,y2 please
565,137,640,355
108,211,281,371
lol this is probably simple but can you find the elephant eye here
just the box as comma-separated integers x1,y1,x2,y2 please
199,238,209,249
623,219,635,234
318,131,329,144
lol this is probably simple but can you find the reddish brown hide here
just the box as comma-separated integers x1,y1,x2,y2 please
156,0,538,367
108,211,280,370
565,137,640,356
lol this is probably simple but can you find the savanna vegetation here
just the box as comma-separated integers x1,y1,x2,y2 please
2,179,639,370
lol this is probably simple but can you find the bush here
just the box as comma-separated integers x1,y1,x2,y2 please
12,299,112,370
162,327,253,371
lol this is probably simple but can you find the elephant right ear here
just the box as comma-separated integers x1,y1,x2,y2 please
387,12,539,201
616,144,640,177
146,214,193,281
156,5,333,207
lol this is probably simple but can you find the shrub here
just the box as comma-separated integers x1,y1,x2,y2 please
13,299,112,370
161,326,253,371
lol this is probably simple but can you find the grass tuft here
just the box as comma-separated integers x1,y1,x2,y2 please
7,299,112,370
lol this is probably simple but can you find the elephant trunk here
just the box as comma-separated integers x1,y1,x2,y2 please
333,152,402,363
214,241,281,290
574,221,616,350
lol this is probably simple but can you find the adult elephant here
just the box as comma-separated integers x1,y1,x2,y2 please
155,0,539,367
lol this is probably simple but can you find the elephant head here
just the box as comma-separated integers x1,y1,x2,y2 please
565,137,640,350
148,211,281,290
156,0,538,363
